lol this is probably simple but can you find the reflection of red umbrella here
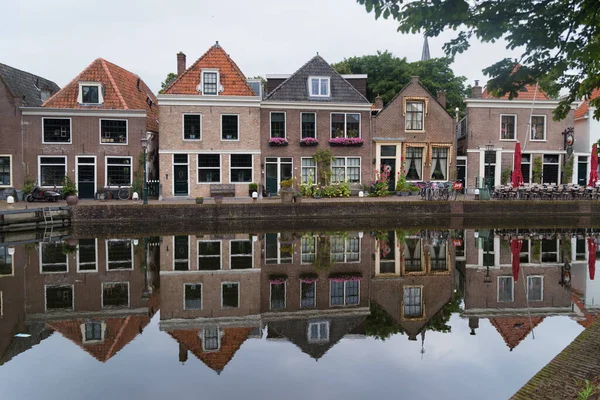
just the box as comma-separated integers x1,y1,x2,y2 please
511,239,522,282
588,237,597,281
589,144,598,187
512,142,524,187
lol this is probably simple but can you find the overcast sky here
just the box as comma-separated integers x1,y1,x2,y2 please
1,0,520,93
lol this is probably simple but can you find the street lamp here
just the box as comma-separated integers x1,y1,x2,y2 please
485,143,494,191
141,136,148,205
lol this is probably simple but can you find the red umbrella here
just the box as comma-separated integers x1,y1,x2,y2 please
512,142,524,187
589,144,598,187
511,239,522,282
588,237,597,281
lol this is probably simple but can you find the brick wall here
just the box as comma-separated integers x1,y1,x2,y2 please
0,82,23,189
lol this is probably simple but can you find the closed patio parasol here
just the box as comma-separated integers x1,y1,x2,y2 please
511,239,522,282
589,143,598,187
588,237,597,281
512,142,524,187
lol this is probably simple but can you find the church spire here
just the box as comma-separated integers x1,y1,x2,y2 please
421,35,431,61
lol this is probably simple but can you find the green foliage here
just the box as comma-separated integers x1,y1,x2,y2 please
563,156,574,184
395,170,410,191
61,176,77,197
356,0,600,121
423,290,463,333
312,149,336,186
365,302,404,341
21,175,35,194
132,152,145,196
280,178,293,191
332,52,467,114
371,166,391,197
533,156,543,184
501,168,511,185
159,72,178,94
561,237,572,262
62,242,77,255
312,235,332,271
577,380,600,400
318,182,351,198
249,183,258,192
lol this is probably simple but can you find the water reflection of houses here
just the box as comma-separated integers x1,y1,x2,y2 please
0,238,158,364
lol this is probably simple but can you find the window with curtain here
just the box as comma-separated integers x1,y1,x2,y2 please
498,277,514,302
531,116,546,140
404,238,422,272
331,157,360,183
405,101,424,130
403,286,422,317
431,147,448,180
405,148,423,181
527,276,543,301
501,115,516,140
270,282,286,310
301,158,316,184
301,281,316,308
198,154,220,183
230,154,252,182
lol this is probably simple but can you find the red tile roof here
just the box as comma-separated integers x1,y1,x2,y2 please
43,58,158,132
163,43,254,96
489,317,544,351
482,84,552,101
575,88,600,119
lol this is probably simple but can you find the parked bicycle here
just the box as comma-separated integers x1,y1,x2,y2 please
419,181,461,201
104,182,130,200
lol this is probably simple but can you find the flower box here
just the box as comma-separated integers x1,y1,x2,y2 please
300,138,319,147
269,138,288,146
329,138,364,147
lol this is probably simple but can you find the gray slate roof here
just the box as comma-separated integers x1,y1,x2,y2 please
0,63,60,107
265,55,369,104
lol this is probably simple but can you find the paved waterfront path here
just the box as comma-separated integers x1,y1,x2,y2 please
512,318,600,399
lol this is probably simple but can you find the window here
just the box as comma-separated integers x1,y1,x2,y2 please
106,157,132,187
308,321,329,342
248,79,262,97
221,115,239,140
0,156,10,186
183,114,201,140
330,236,360,263
230,240,252,269
301,281,316,308
331,157,360,183
100,120,127,144
0,246,13,276
308,76,330,97
403,286,422,318
405,147,423,181
45,285,73,310
265,233,293,264
83,321,104,342
576,238,586,261
202,71,218,95
43,118,71,143
301,113,316,139
184,284,202,310
270,112,286,139
406,101,424,130
174,236,189,271
430,147,448,181
404,238,423,272
531,116,546,140
203,327,220,351
222,282,239,308
39,156,66,187
543,154,560,184
197,154,220,183
527,276,543,301
81,85,100,104
77,238,97,272
301,158,317,184
483,234,495,267
107,239,133,270
230,154,252,183
520,239,530,263
521,154,531,184
301,236,316,263
198,241,221,270
40,242,67,273
430,244,447,271
331,113,360,138
102,282,129,308
500,115,516,140
498,277,514,302
541,239,558,262
330,280,360,306
270,282,286,310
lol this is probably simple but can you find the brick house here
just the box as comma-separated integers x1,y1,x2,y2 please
372,76,456,190
158,43,262,199
0,63,59,195
461,81,575,190
574,89,600,185
20,58,158,199
262,56,372,194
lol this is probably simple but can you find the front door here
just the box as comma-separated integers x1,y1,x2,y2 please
76,157,95,199
173,154,188,196
381,159,396,192
578,156,588,186
266,164,278,195
456,158,466,192
265,157,293,196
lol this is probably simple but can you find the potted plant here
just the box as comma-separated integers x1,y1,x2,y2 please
62,241,78,255
249,183,258,197
279,178,294,203
62,176,78,205
21,175,35,200
195,196,204,204
395,170,410,196
214,196,224,204
409,184,421,196
300,137,319,146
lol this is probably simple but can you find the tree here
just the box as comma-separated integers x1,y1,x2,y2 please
356,0,600,121
159,72,178,94
365,302,405,340
332,51,467,113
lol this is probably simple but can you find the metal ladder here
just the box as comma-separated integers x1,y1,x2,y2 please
43,207,54,225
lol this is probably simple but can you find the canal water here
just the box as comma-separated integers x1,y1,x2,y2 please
0,226,596,399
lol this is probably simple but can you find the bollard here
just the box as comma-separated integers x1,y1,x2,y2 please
252,192,258,202
132,192,139,201
474,189,480,200
7,195,14,209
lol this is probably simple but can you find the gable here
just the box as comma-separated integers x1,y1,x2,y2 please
265,56,369,104
0,63,59,107
482,84,551,101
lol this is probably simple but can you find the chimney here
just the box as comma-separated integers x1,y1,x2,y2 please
436,89,446,108
179,343,188,363
177,52,186,77
374,95,384,110
471,80,482,99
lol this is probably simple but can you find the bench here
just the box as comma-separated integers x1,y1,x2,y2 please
210,184,236,197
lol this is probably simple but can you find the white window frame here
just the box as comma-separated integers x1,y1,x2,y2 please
44,284,74,312
38,155,67,188
229,154,253,184
270,111,286,139
308,76,330,97
497,276,514,302
0,154,12,188
521,153,532,184
183,283,203,310
499,114,517,141
229,239,254,270
300,112,317,140
220,114,240,141
300,235,317,264
264,232,293,265
269,281,286,310
198,240,222,270
104,156,133,188
201,327,222,352
541,238,560,263
300,280,317,309
105,239,134,271
0,246,13,277
329,280,361,307
405,101,425,131
330,157,362,184
182,113,202,141
301,157,317,185
247,79,263,98
0,291,3,317
307,321,330,343
101,281,130,309
201,69,220,96
430,147,450,181
197,154,221,184
39,242,68,274
76,238,98,273
530,115,547,141
80,321,106,344
42,117,72,145
402,285,423,319
173,235,190,271
221,282,240,309
330,113,361,139
330,235,361,263
78,82,104,105
527,275,544,302
99,119,128,145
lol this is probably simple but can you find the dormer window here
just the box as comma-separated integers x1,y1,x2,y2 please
308,76,330,97
201,70,219,95
78,82,103,105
